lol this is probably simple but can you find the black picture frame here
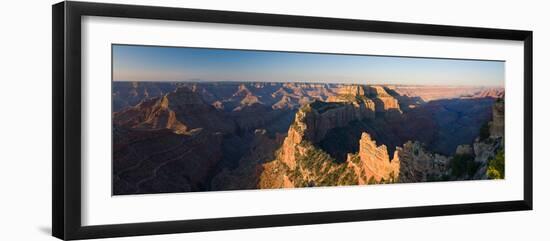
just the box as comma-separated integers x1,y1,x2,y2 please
52,1,533,240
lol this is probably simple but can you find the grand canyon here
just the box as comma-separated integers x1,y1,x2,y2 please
112,81,504,195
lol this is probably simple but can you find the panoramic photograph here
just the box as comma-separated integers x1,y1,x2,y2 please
111,44,505,195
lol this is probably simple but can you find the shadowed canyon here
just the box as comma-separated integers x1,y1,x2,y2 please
112,82,504,195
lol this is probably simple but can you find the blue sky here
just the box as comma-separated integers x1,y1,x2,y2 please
113,44,504,87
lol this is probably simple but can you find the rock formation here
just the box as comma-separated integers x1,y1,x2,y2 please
395,141,450,182
112,82,179,111
113,95,188,134
114,86,236,134
489,99,504,138
455,144,474,156
349,132,400,183
112,81,505,194
364,86,402,114
259,84,504,188
472,99,505,179
296,101,376,143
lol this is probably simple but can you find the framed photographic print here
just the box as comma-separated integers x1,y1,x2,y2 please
52,1,533,240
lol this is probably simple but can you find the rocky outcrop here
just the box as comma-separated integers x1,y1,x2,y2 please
489,99,504,138
364,86,401,114
471,137,503,179
329,85,402,117
455,144,474,156
261,127,451,188
277,122,304,169
396,141,450,182
114,87,236,134
350,132,400,183
272,95,297,110
273,95,378,169
260,99,380,187
471,99,505,179
167,87,236,133
112,82,178,111
336,85,366,96
113,95,188,134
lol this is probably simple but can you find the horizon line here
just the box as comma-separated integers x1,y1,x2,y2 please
112,79,505,88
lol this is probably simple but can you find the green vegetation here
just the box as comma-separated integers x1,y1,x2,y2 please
291,142,359,187
367,176,377,185
479,122,490,141
339,171,358,186
299,144,332,172
487,149,505,179
349,154,361,164
450,154,480,178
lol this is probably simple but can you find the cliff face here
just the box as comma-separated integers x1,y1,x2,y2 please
351,133,400,183
259,88,502,188
472,99,505,179
260,88,404,188
489,99,504,138
335,85,366,96
260,127,413,188
299,101,376,143
113,81,504,194
112,82,178,111
166,87,236,133
114,87,236,134
395,141,450,182
364,86,401,114
275,91,378,169
259,84,471,188
113,95,188,134
328,85,402,117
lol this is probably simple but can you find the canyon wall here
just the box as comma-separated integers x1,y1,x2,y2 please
112,82,504,194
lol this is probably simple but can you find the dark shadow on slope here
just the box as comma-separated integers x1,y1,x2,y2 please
316,97,497,163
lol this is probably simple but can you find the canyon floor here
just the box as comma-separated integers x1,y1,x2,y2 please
112,82,505,195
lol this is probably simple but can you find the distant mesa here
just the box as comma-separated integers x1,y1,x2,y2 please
388,85,504,102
